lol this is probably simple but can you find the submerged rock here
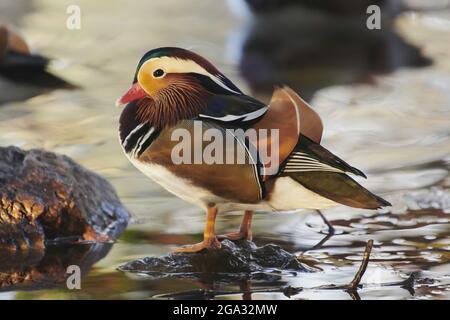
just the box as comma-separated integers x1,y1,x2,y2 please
119,239,313,280
0,146,130,250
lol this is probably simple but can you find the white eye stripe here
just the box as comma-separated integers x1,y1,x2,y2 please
141,57,240,94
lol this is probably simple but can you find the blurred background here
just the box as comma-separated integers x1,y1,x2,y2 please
0,0,449,300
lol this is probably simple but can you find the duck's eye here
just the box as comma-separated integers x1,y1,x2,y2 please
153,69,165,78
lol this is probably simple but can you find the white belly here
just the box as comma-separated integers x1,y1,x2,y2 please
129,157,221,210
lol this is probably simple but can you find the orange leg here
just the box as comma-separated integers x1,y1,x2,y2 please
175,206,221,253
218,210,253,241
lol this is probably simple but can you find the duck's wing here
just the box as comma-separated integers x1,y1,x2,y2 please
249,87,301,177
278,136,390,209
197,94,268,126
283,135,367,178
281,86,323,144
198,87,325,178
251,85,326,178
284,170,391,209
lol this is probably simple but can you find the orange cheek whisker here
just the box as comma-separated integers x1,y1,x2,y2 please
135,75,211,129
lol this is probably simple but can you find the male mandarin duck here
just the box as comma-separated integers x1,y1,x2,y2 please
116,47,390,252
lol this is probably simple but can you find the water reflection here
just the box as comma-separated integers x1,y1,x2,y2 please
0,50,76,105
229,0,431,100
140,208,449,300
238,0,404,16
0,243,112,292
6,205,449,300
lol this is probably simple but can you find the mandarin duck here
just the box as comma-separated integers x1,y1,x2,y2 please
116,47,390,253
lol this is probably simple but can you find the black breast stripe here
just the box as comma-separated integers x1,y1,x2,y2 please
122,122,151,153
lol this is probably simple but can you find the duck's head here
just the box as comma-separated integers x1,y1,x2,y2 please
116,47,241,107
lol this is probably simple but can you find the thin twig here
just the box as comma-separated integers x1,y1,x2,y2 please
308,232,333,251
317,210,335,235
347,290,361,300
347,239,373,291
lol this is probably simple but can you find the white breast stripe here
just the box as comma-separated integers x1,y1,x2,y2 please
199,106,268,123
134,127,156,157
122,123,145,149
132,133,146,157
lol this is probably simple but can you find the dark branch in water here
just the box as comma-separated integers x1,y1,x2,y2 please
347,290,361,300
298,210,337,255
317,210,335,235
347,239,373,291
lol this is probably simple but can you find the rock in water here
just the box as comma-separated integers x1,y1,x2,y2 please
0,146,130,250
119,240,313,280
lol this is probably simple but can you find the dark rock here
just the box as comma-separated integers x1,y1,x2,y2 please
0,146,130,250
119,239,313,281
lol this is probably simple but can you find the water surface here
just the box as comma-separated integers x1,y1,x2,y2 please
0,0,449,300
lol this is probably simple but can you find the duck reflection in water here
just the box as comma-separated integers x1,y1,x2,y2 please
227,0,432,101
0,23,77,105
